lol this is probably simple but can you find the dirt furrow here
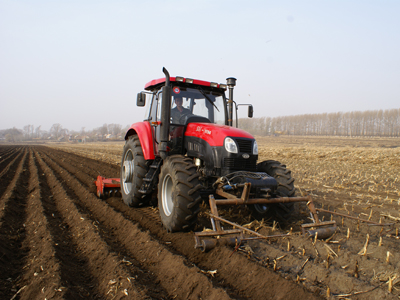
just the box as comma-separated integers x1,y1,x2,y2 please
0,147,30,300
38,146,233,300
38,146,117,193
0,148,24,183
40,145,322,299
47,143,122,165
36,150,171,299
0,147,26,203
0,145,20,169
34,150,150,300
0,145,12,156
15,150,65,299
40,145,119,180
0,145,19,161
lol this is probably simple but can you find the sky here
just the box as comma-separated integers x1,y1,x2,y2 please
1,0,399,132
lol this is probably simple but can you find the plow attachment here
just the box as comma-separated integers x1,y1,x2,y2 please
195,182,338,252
95,175,121,199
195,182,394,252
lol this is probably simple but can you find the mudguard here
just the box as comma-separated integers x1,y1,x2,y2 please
124,121,155,160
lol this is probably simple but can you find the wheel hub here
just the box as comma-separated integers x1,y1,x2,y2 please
122,160,135,182
162,174,174,217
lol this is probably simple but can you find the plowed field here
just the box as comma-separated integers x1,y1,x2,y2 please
1,138,399,299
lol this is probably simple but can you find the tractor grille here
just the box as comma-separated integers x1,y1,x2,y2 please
235,139,253,153
224,158,257,171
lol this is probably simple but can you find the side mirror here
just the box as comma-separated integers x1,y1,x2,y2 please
137,92,146,107
248,105,253,118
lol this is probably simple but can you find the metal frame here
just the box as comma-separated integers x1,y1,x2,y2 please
194,182,339,251
95,176,121,198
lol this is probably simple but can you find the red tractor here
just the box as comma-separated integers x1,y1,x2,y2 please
120,68,297,232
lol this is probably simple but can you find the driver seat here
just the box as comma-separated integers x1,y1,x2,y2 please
183,115,211,125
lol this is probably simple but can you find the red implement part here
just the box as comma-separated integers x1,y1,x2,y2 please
95,176,121,199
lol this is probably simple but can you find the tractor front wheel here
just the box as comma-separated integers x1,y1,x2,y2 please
158,155,202,232
120,135,150,207
251,160,296,222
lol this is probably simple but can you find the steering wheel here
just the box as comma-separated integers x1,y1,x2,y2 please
179,113,193,124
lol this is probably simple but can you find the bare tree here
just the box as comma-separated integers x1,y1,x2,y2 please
108,124,122,137
35,126,41,138
100,123,108,139
5,127,23,142
23,125,34,140
50,123,63,139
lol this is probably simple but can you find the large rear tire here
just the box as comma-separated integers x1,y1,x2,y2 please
158,155,202,232
251,160,296,222
120,135,150,207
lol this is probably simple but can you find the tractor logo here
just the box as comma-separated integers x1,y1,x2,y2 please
173,87,180,94
242,153,250,159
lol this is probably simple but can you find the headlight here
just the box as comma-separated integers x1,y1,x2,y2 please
253,140,258,155
224,137,238,153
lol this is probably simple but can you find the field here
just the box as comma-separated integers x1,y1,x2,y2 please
0,136,399,299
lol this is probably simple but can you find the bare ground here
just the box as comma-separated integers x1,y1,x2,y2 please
1,145,317,300
1,137,399,299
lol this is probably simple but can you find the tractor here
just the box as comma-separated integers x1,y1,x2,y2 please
120,68,297,232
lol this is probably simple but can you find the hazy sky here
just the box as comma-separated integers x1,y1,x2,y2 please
1,0,399,132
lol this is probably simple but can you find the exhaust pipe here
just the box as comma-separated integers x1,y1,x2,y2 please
226,77,236,127
159,67,171,160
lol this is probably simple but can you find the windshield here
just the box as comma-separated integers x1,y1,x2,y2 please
171,87,226,124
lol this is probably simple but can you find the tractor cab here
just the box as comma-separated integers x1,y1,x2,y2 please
138,75,231,156
130,69,258,179
169,87,226,125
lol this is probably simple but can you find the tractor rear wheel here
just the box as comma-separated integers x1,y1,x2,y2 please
251,160,296,222
158,155,202,232
120,135,150,207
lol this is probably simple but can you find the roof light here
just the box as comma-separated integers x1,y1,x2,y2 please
175,76,184,82
219,84,227,90
186,78,193,84
210,82,218,88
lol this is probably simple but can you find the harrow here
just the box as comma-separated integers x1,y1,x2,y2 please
194,184,337,252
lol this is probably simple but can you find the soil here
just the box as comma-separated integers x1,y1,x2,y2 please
1,138,399,299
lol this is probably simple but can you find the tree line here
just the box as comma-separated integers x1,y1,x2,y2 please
238,108,400,137
0,123,129,143
1,108,400,142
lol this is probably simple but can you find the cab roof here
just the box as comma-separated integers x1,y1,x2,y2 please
144,77,227,91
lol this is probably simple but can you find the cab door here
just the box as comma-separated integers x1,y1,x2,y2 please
148,91,163,154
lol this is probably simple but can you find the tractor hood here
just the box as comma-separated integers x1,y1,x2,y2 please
184,123,254,147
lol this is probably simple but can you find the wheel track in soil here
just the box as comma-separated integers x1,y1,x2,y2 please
36,146,320,300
